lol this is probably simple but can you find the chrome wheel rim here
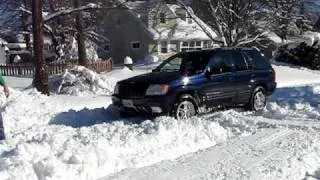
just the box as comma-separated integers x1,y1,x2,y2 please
254,91,266,110
176,101,196,120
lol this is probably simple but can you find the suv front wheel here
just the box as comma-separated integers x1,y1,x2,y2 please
173,95,198,120
249,86,267,111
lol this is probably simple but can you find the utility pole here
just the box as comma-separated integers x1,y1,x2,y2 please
32,0,49,95
74,0,88,67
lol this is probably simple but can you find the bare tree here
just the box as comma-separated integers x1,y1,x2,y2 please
189,0,269,47
262,0,315,42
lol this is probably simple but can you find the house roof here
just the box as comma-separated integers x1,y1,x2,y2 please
0,38,8,45
123,1,217,41
155,4,217,41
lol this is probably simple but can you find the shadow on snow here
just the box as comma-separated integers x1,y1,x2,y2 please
50,105,147,128
270,85,320,109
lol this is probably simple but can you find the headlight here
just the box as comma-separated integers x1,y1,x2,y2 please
114,83,119,95
145,84,170,96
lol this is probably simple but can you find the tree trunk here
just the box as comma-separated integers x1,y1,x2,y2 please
32,0,49,95
74,0,88,67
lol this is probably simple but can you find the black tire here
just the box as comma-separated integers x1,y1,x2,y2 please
172,95,198,120
248,86,267,111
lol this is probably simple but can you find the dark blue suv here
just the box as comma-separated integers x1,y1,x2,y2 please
112,48,276,119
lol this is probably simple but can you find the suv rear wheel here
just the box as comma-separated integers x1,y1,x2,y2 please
249,86,267,111
173,95,198,120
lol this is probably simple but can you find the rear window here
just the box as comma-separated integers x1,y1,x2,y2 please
244,50,271,70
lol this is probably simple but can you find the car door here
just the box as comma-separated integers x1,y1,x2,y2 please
199,50,236,107
229,50,253,104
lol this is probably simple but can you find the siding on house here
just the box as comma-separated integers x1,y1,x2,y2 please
103,9,154,64
103,1,217,63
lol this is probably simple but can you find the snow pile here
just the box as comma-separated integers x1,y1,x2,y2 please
54,66,117,96
0,88,257,179
1,60,320,179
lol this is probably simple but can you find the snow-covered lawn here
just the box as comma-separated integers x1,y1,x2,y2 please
0,63,319,180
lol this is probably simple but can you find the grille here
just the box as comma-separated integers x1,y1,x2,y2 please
119,83,148,98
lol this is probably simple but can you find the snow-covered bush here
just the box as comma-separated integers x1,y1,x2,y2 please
144,55,159,63
275,42,320,70
51,66,117,96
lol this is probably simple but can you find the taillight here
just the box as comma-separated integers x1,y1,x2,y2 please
271,68,276,82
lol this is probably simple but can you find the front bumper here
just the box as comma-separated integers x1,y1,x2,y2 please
112,95,173,115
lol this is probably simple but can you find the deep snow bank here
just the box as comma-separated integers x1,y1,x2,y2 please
0,87,258,180
51,66,117,96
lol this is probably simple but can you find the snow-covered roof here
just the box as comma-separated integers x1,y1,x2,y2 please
0,38,8,45
125,1,154,24
123,1,217,41
153,4,217,41
155,19,216,41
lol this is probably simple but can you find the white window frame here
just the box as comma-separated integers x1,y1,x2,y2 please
131,41,141,50
180,41,203,52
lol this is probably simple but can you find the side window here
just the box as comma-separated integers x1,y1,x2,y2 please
210,52,232,74
245,50,271,70
231,51,249,71
183,52,211,75
241,52,253,70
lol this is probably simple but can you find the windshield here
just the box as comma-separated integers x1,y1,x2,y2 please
154,54,183,72
154,52,212,75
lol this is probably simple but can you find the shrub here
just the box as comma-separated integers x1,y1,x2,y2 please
275,41,320,70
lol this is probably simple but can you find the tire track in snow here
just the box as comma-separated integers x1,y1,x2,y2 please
105,128,318,180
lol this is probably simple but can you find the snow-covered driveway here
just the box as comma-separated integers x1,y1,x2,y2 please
0,63,319,180
108,128,320,180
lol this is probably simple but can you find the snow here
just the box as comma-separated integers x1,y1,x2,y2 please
51,66,117,96
156,18,217,41
272,62,320,88
0,38,7,45
150,4,217,41
124,56,133,65
143,55,159,63
0,62,320,179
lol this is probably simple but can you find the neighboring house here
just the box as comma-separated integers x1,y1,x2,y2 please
103,0,218,64
1,32,56,63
